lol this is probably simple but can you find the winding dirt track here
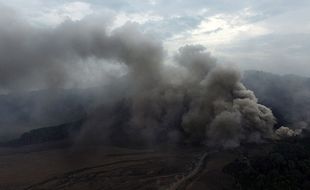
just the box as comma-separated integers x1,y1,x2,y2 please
25,153,210,190
25,152,210,190
10,147,207,190
0,144,216,190
168,152,210,190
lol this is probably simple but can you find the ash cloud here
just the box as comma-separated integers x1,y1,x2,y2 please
0,5,278,148
175,47,276,147
77,45,277,148
243,70,310,137
0,5,163,91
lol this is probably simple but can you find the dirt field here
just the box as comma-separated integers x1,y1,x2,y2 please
0,142,205,190
0,142,240,190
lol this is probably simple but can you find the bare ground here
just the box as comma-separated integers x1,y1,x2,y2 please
0,142,239,190
0,143,204,190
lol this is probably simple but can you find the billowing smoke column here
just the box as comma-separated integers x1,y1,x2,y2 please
0,5,277,148
124,45,277,148
174,45,276,147
242,70,310,139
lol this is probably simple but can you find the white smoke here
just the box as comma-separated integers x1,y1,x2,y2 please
275,126,303,138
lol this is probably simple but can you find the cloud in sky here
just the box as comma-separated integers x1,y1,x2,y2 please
1,0,310,76
164,8,270,52
34,2,94,26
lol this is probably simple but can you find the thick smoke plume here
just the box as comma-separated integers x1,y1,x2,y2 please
0,5,278,148
243,70,310,138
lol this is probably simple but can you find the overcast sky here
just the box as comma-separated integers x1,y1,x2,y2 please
1,0,310,76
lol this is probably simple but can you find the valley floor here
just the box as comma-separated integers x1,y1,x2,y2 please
0,142,237,190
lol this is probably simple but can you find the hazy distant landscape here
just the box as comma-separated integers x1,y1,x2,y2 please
2,70,310,142
1,0,310,189
0,71,310,189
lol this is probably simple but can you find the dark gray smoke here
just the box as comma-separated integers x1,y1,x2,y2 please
243,70,310,138
0,5,278,148
0,5,163,91
174,46,276,147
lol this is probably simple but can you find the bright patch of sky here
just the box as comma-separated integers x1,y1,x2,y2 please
1,0,310,76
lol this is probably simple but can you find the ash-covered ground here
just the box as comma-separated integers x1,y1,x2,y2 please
0,142,219,190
